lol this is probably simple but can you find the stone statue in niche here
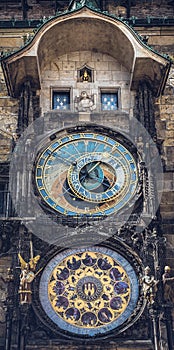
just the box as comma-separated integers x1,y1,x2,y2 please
162,266,174,304
0,275,8,323
74,91,96,112
142,266,159,305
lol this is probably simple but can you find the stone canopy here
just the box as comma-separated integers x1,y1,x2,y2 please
1,5,171,97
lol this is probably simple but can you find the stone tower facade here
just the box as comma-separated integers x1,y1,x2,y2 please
0,1,174,349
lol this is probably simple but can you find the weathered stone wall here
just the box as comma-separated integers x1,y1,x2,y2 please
0,65,18,161
132,23,174,257
0,0,174,21
25,344,152,350
0,256,11,342
156,73,174,269
0,0,57,21
135,25,174,59
0,29,27,56
129,0,174,18
41,50,132,116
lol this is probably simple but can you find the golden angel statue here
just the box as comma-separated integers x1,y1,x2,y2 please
18,253,40,304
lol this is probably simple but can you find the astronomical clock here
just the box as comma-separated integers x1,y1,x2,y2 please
1,1,172,349
28,123,145,340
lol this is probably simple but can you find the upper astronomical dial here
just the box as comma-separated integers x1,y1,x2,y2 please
35,131,138,216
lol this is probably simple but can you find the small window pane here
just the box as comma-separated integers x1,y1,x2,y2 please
53,91,70,110
101,93,118,111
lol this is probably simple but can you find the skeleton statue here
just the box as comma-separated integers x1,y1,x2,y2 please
162,266,174,304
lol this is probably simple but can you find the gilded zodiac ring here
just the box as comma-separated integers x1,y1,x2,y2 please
40,247,139,336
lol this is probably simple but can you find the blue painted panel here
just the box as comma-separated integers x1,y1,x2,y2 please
40,189,47,197
72,134,81,139
36,168,42,177
96,135,105,141
46,197,56,206
125,153,132,161
61,137,70,143
101,93,118,111
38,158,45,166
37,179,43,187
131,173,137,181
130,162,135,169
51,142,59,149
91,142,105,153
75,141,85,153
87,141,97,153
117,145,125,152
55,205,65,213
84,133,94,138
52,92,70,110
43,150,51,157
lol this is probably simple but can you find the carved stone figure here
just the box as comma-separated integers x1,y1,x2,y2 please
74,91,96,112
166,67,174,88
142,266,158,304
137,136,144,155
162,266,174,304
69,0,99,10
0,276,7,322
18,254,40,304
0,268,14,323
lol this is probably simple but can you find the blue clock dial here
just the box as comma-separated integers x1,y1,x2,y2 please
35,130,138,217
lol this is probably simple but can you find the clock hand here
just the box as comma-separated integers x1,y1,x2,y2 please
87,161,101,174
